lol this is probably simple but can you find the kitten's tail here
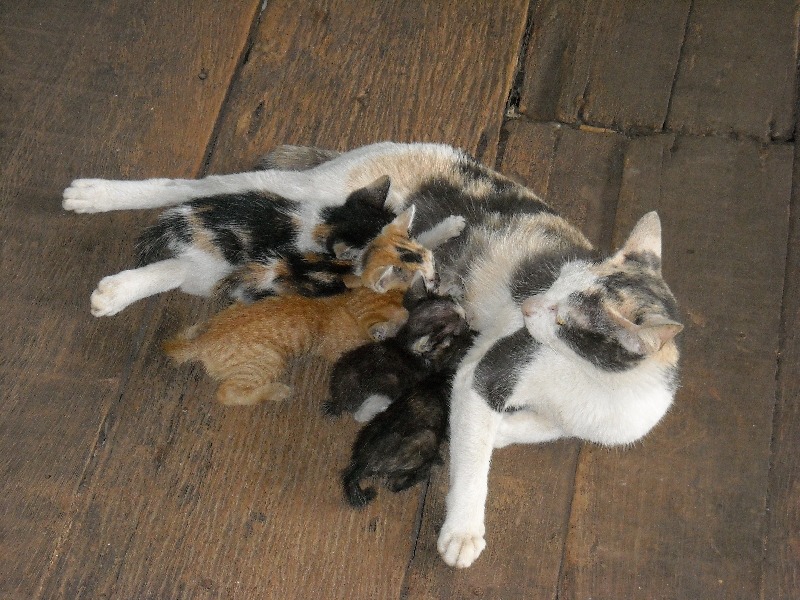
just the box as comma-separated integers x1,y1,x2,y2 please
162,324,204,364
342,464,377,508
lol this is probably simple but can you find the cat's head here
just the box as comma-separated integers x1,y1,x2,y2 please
397,276,474,366
521,212,683,372
316,176,396,260
346,204,437,293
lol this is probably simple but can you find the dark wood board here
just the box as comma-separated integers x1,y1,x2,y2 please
207,0,532,173
35,1,531,597
402,120,627,599
666,0,799,142
561,134,793,599
0,0,261,595
520,0,691,134
762,142,800,598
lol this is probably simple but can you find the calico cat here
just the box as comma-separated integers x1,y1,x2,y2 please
325,276,473,422
64,142,683,568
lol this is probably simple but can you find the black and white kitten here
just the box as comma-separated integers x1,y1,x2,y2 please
64,142,683,568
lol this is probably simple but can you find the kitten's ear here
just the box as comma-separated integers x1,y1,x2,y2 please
607,306,683,355
402,272,430,310
349,175,391,209
613,211,662,271
387,205,416,233
343,273,364,289
372,266,395,293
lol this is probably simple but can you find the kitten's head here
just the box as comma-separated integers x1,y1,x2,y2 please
522,212,683,372
397,277,474,367
317,176,396,260
347,204,437,293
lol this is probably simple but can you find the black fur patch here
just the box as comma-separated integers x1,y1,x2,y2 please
396,247,423,264
318,180,395,253
557,325,643,372
473,328,541,411
510,249,598,305
135,211,192,267
191,191,300,263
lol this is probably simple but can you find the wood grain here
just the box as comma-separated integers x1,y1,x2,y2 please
520,0,691,134
208,0,531,173
666,0,799,142
762,143,800,598
561,134,793,599
0,0,260,595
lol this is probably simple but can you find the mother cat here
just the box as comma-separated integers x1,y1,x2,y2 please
64,142,683,568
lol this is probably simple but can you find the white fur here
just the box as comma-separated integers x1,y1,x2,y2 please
353,394,393,422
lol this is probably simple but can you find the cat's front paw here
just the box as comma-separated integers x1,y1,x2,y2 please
90,273,135,317
437,529,486,568
63,179,119,213
443,215,467,239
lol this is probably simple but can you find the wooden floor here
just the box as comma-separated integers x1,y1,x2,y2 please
1,1,798,598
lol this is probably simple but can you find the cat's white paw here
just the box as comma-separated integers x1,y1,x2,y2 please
437,529,486,568
353,394,392,422
90,273,135,317
444,214,467,237
63,179,120,213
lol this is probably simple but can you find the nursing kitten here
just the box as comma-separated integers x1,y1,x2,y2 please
325,276,473,422
64,142,683,568
342,370,452,508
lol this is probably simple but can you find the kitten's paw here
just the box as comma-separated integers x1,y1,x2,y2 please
443,215,467,238
90,273,135,317
437,530,486,568
63,179,120,213
353,394,392,422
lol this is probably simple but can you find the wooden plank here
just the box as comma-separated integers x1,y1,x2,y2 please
208,0,531,173
402,121,627,599
39,1,531,597
520,0,691,134
762,145,800,598
666,0,799,142
0,1,260,596
561,135,792,599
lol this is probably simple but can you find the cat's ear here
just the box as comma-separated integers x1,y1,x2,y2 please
349,175,392,209
372,266,396,293
607,306,683,355
612,211,662,272
332,242,361,261
402,272,430,310
369,316,407,341
343,273,363,289
387,205,416,233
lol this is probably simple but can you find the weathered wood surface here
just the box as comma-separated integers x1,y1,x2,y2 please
561,135,792,599
2,0,798,598
0,1,261,597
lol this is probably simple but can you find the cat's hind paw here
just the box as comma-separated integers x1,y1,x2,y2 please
63,179,120,213
437,530,486,568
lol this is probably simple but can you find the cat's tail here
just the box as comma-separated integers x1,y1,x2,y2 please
342,464,377,508
162,323,205,364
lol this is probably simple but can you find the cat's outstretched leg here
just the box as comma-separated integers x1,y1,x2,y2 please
437,363,501,568
415,215,466,249
90,258,189,316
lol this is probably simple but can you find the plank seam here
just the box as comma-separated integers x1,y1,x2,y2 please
663,0,695,134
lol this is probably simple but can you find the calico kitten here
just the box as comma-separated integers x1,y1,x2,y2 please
342,370,452,508
325,276,473,422
64,142,682,568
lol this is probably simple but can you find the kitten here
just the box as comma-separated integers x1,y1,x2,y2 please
64,142,683,568
325,276,473,422
161,210,440,405
342,370,452,508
